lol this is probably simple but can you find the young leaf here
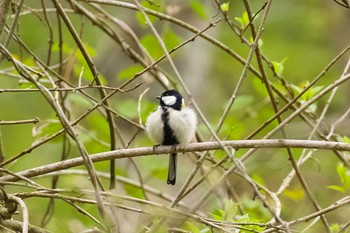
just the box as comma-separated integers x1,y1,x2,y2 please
327,185,346,193
282,188,305,201
162,27,182,49
271,57,288,76
328,163,350,194
186,222,201,233
336,163,347,185
140,34,163,59
336,135,350,144
235,11,250,29
329,224,340,233
220,2,230,12
290,82,323,113
249,37,264,51
124,183,145,199
224,199,238,221
290,84,303,95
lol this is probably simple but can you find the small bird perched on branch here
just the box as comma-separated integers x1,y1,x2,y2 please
146,90,197,185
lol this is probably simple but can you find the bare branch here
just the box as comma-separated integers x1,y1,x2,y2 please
0,0,11,37
1,139,350,182
0,118,40,125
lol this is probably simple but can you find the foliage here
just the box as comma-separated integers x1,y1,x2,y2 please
328,163,350,194
0,0,350,232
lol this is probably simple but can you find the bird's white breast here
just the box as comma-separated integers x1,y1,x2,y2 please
167,107,197,144
145,107,197,145
145,107,164,144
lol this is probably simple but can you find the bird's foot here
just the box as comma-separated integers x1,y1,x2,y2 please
171,144,178,153
152,144,160,154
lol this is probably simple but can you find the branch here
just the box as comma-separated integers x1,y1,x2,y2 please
0,219,49,233
9,195,28,233
0,118,40,125
1,140,350,182
263,196,350,232
0,0,11,37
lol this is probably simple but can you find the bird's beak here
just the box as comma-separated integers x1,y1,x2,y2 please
156,96,161,100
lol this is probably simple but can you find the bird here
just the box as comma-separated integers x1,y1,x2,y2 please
146,90,197,185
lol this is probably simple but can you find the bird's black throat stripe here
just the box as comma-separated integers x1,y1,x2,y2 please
161,108,179,145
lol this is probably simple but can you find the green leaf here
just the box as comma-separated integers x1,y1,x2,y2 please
290,82,323,113
210,212,223,221
327,185,346,193
330,223,340,233
307,85,323,98
235,12,250,29
291,81,323,101
299,100,317,114
162,27,182,49
344,136,350,144
186,222,201,233
337,135,350,144
220,2,230,12
235,214,266,232
218,209,226,218
290,84,303,95
328,163,350,194
52,42,74,54
210,208,224,221
282,187,305,200
252,173,266,186
252,77,268,97
86,111,110,141
236,213,250,222
223,199,238,221
73,45,106,84
271,57,288,76
249,37,264,51
150,167,168,180
118,65,144,79
336,163,347,184
140,34,163,59
18,81,36,89
124,183,145,199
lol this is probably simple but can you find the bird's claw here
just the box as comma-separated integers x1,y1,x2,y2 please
171,144,178,153
152,144,160,154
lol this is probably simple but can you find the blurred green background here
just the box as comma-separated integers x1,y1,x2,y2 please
0,0,350,232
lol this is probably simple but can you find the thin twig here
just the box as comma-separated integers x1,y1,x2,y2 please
9,195,29,233
0,118,40,125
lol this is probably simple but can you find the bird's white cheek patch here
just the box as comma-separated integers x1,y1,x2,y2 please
162,96,177,105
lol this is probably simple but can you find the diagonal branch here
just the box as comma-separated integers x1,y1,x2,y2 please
52,0,119,189
0,0,11,37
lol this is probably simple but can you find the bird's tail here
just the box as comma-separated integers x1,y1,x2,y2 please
167,153,177,185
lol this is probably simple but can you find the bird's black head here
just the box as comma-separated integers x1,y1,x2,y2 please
157,90,184,111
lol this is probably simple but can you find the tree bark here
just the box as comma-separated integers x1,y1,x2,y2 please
0,0,11,37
